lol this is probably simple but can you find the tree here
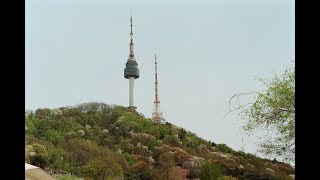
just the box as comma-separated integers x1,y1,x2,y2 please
64,139,102,166
178,128,187,140
81,146,128,179
45,130,63,145
30,142,50,168
229,66,295,163
124,161,152,180
157,152,176,180
82,155,124,179
196,160,222,180
216,144,235,154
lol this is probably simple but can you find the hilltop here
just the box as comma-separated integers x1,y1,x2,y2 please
25,102,295,180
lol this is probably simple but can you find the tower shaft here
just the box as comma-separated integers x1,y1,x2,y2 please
129,77,135,107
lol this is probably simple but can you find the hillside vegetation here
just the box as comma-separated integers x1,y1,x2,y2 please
25,102,294,180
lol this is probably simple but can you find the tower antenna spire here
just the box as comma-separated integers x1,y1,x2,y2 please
152,52,165,124
129,10,134,60
130,9,133,34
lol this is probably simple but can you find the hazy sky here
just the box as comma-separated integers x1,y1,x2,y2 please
25,0,295,159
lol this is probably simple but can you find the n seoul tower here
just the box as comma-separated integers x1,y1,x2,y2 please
152,53,165,124
124,14,140,109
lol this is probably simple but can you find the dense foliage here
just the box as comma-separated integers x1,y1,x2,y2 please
25,102,294,179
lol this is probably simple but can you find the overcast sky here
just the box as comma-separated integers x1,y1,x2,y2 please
25,0,295,160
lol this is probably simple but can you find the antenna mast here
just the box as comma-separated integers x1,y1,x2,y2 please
129,11,135,60
152,53,165,124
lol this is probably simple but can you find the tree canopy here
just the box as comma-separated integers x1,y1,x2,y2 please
229,66,295,163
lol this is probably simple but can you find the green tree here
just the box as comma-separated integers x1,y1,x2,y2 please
45,129,63,145
64,139,102,166
25,116,40,136
30,142,50,168
82,155,124,179
216,144,235,154
196,160,222,180
229,66,295,162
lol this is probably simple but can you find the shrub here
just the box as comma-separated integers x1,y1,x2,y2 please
124,161,152,180
45,130,63,145
196,160,222,180
82,155,124,179
216,144,235,154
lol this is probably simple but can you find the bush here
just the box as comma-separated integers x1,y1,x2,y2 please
63,139,102,166
163,135,181,147
216,144,235,154
82,155,124,179
45,130,63,145
29,142,50,168
196,160,222,180
124,161,152,180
